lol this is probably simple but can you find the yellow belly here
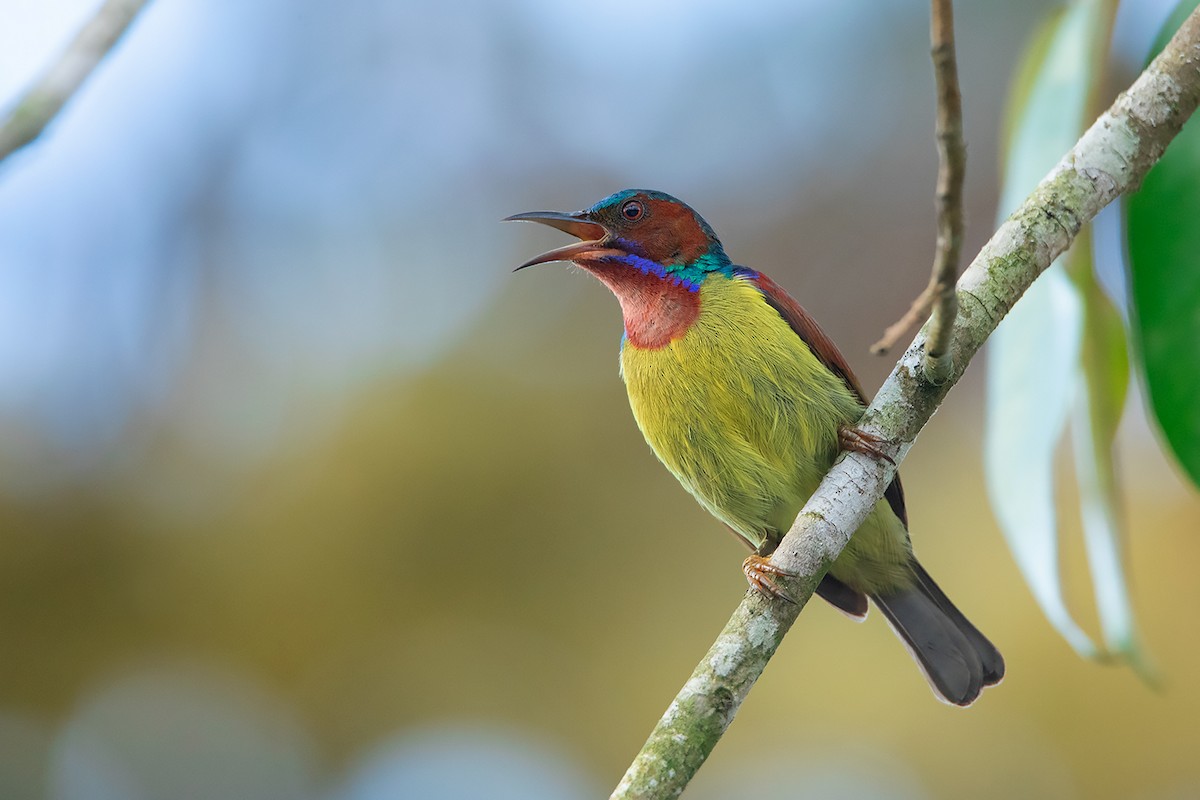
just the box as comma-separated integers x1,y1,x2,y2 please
619,273,912,592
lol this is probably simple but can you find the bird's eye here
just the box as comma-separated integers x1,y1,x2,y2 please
620,200,644,221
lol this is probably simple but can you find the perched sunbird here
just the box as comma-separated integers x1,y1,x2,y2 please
508,189,1003,706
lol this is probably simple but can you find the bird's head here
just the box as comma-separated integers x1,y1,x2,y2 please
506,189,731,291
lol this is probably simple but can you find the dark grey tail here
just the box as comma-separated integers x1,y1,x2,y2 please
872,560,1004,706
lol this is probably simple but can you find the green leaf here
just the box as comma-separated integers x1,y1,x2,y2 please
1066,236,1154,678
999,10,1065,168
1125,0,1200,490
987,269,1097,657
995,3,1102,211
986,0,1115,660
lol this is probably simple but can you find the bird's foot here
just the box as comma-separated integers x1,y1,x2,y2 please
742,554,798,603
838,425,895,465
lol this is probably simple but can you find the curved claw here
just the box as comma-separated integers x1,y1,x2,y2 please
838,425,896,465
742,554,798,603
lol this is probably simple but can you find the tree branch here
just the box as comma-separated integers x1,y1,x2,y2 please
872,0,965,387
612,8,1200,799
0,0,152,166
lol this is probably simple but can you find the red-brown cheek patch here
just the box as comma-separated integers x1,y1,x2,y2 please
641,198,710,265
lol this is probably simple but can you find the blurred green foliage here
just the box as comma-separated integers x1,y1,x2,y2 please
2,288,1199,797
986,0,1144,671
1128,0,1200,489
0,1,1198,798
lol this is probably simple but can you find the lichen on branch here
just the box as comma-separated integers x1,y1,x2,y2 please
612,8,1200,799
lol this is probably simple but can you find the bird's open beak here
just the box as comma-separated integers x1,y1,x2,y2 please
504,210,625,271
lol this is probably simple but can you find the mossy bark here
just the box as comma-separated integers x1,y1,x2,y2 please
612,9,1200,799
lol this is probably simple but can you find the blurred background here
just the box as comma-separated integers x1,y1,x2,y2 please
0,0,1197,797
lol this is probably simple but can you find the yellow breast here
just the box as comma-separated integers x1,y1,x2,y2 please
619,273,863,548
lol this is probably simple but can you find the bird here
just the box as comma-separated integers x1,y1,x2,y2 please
507,189,1003,706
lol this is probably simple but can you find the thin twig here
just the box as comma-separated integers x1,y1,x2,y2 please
871,283,939,353
0,0,152,166
871,0,965,387
920,0,965,382
612,7,1200,797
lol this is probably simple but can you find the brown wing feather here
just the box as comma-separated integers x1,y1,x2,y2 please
747,269,909,528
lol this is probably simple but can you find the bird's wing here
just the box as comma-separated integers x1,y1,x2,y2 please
743,268,909,528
